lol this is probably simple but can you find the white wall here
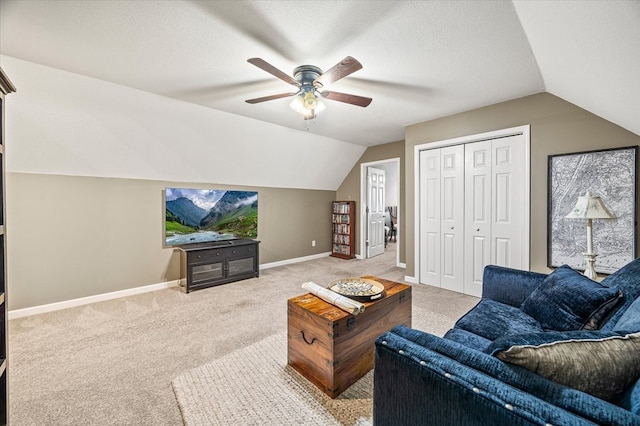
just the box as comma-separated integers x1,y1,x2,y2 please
377,161,399,207
0,56,369,310
2,55,365,190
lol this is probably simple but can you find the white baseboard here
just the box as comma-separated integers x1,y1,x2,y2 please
404,275,418,284
9,251,378,319
9,280,180,320
260,252,331,269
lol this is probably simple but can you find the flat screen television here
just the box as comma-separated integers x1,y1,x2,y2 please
165,188,258,246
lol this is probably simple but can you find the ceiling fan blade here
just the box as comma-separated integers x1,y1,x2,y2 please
245,92,297,104
247,58,300,87
321,91,372,107
314,56,363,86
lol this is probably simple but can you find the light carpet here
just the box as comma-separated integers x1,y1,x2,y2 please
173,333,372,426
10,244,479,424
172,306,458,426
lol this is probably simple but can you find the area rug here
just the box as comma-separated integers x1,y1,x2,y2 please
171,304,461,426
172,332,374,426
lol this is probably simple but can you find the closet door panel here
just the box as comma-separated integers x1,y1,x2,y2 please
495,237,511,266
465,141,492,297
471,234,489,284
440,145,464,293
420,149,441,286
492,135,525,269
425,232,439,276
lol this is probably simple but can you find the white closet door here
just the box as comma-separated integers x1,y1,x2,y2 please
464,141,492,297
440,145,464,293
419,149,441,286
492,135,525,269
418,131,527,297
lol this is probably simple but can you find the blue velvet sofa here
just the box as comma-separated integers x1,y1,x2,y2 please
373,258,640,425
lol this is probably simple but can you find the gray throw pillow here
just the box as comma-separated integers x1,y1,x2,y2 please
493,331,640,400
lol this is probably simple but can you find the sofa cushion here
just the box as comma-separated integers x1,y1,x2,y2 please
600,257,640,330
386,325,640,425
486,330,640,401
454,299,543,341
616,375,640,415
443,327,492,352
613,296,640,332
520,265,621,331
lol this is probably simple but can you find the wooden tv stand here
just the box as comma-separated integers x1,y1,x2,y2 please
178,239,260,293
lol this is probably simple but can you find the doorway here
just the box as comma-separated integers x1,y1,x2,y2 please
360,158,401,267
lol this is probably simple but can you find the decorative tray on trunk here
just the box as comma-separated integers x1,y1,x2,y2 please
328,277,385,302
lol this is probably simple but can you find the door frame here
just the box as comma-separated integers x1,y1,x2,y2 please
360,157,401,267
412,125,531,284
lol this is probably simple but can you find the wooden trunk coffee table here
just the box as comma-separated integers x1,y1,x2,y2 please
287,276,411,398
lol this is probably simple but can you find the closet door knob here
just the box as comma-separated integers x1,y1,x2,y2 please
476,228,480,232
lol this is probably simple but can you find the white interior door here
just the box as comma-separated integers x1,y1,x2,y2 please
491,135,525,269
367,167,386,258
420,149,441,285
464,141,492,297
440,145,465,292
419,146,464,291
464,137,525,297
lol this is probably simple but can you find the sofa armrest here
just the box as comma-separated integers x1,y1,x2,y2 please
373,326,640,426
482,265,547,307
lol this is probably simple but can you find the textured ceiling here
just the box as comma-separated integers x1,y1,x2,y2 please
0,0,638,146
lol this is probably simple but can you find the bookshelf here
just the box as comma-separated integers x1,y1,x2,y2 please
0,66,16,426
331,201,355,259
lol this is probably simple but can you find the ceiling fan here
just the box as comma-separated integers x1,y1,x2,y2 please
245,56,372,120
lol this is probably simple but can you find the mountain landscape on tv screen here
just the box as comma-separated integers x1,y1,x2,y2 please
165,188,258,246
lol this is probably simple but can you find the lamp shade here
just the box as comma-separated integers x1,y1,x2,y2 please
565,192,616,220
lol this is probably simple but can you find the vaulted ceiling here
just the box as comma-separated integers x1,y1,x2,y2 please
0,0,638,147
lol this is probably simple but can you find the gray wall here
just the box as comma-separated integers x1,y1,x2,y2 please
337,140,405,261
7,172,335,310
2,57,358,311
404,92,640,279
11,90,639,310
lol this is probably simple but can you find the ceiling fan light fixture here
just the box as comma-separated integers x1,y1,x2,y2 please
302,109,316,120
289,94,305,113
290,91,325,118
247,56,370,122
303,91,318,109
314,98,326,113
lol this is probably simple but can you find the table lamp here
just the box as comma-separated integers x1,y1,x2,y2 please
565,191,616,279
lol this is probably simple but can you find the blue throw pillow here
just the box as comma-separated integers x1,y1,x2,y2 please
520,265,621,331
487,330,640,401
614,297,640,332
